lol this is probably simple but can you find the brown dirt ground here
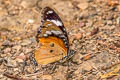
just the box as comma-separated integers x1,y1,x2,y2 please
0,0,120,80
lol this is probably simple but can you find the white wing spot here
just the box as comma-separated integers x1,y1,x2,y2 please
47,11,53,14
46,19,63,26
46,31,52,35
44,34,48,37
51,30,62,35
51,20,62,26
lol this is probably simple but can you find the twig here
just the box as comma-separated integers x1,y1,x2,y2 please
4,73,32,80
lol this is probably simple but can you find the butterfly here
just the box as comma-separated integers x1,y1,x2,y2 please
34,7,74,65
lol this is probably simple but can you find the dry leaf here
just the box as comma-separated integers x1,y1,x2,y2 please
69,33,83,44
116,48,120,53
108,0,119,6
72,33,83,40
113,32,120,36
117,5,120,11
100,63,120,79
12,37,21,41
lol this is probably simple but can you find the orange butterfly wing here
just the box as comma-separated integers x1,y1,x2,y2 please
34,37,67,65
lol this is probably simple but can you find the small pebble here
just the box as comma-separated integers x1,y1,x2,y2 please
12,45,21,51
4,48,11,53
77,2,89,10
27,19,34,24
2,41,11,46
107,20,113,25
41,75,53,80
116,17,120,24
7,58,17,67
21,39,32,46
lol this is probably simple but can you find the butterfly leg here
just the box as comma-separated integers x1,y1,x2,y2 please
21,58,27,73
29,53,40,73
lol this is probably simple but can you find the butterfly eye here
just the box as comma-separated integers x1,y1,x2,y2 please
50,43,54,47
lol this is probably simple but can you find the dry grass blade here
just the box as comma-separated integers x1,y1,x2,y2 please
81,53,95,61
